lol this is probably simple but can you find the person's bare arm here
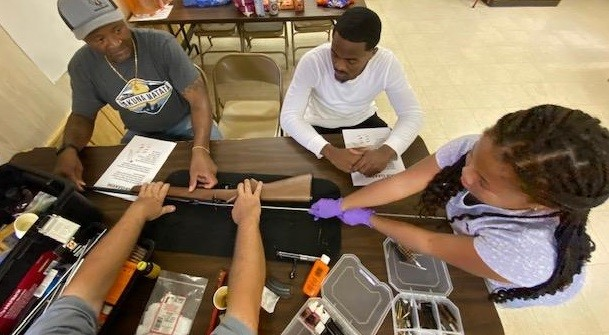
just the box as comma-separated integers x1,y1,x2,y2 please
181,76,218,190
61,182,176,313
370,215,510,283
342,154,441,209
53,114,95,191
226,179,265,331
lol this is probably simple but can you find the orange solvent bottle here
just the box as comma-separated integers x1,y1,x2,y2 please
302,254,331,297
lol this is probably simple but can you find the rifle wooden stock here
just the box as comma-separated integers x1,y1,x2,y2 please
131,174,313,202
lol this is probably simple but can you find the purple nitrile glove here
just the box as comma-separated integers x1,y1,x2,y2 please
309,198,344,221
339,208,375,227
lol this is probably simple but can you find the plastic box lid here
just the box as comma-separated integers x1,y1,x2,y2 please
320,254,393,335
383,238,453,296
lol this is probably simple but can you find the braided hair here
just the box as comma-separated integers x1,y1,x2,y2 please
420,105,609,303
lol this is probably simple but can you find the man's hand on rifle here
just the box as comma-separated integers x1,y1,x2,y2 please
126,182,176,222
231,179,263,227
189,149,218,191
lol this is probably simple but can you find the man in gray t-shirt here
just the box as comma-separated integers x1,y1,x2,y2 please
55,0,219,192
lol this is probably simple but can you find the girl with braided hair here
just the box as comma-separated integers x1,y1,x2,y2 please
310,104,609,307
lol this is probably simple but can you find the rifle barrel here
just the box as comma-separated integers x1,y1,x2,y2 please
190,200,446,220
84,185,136,196
85,185,195,204
86,187,445,220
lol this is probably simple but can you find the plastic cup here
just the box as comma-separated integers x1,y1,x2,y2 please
13,213,39,239
213,285,229,310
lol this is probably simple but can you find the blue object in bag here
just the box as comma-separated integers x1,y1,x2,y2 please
183,0,231,7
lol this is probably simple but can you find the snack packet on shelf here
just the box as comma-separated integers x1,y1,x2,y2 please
279,0,294,10
233,0,256,16
315,0,354,8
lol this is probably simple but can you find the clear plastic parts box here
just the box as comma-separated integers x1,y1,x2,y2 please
282,254,393,335
383,238,464,335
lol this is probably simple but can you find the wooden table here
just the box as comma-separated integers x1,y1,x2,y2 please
131,0,366,57
10,135,504,335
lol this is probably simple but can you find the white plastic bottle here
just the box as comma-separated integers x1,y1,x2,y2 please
269,0,279,16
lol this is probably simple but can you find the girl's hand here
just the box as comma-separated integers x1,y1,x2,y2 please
309,198,343,220
339,208,375,227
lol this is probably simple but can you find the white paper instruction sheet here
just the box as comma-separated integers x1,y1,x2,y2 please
342,128,406,186
94,135,176,200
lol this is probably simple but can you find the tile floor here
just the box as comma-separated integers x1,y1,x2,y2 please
199,0,609,334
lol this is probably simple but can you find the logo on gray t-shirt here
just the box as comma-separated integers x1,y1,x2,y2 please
115,78,173,115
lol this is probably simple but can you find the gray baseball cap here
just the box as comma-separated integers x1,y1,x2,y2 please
57,0,124,40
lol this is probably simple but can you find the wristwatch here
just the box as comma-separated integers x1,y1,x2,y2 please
56,143,81,156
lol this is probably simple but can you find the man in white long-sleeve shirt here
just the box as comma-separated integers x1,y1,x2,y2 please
280,7,423,176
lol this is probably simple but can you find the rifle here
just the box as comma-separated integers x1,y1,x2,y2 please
89,175,448,220
90,174,313,203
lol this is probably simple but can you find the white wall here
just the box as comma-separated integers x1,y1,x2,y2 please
0,26,71,163
0,1,131,163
